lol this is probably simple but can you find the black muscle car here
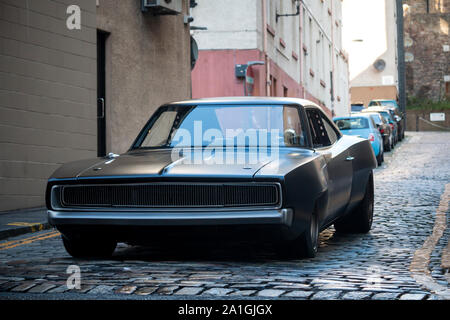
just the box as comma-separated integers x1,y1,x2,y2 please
46,97,376,259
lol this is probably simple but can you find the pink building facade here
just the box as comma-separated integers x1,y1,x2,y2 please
190,0,350,118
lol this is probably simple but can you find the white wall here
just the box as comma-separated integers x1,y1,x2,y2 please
190,0,258,50
342,0,398,88
300,0,350,116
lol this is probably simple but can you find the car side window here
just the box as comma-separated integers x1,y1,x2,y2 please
306,108,338,148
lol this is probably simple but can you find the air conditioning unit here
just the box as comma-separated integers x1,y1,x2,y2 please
141,0,182,15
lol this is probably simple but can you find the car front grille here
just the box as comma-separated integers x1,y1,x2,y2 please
60,183,280,208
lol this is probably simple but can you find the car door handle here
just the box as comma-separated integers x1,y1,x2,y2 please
345,156,355,161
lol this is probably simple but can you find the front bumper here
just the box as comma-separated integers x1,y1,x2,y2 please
48,208,294,227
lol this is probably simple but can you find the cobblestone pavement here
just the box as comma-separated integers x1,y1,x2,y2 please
0,132,449,300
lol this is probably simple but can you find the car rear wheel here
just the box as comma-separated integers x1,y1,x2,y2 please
334,173,374,234
276,209,319,259
62,235,117,259
385,137,391,151
376,150,383,166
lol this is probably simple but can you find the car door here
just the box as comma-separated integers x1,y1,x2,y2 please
306,107,353,224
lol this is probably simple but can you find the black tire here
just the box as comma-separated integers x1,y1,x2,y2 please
376,151,383,166
384,137,391,152
62,235,117,258
334,173,374,234
276,209,319,259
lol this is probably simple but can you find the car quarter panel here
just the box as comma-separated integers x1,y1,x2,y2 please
346,137,377,211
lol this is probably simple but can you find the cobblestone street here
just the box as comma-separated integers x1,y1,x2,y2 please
0,132,449,300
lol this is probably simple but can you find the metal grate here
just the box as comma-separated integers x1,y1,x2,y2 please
61,183,280,208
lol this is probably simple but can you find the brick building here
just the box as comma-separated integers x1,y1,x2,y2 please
403,0,450,101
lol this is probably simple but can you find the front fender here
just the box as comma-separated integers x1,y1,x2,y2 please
281,155,329,240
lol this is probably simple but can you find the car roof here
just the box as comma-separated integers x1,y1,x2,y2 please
363,107,390,112
359,112,382,117
333,114,372,120
166,96,323,109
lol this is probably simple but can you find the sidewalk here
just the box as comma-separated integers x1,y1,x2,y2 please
0,207,50,240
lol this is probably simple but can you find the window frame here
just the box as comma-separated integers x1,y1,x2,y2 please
130,103,313,150
304,106,342,149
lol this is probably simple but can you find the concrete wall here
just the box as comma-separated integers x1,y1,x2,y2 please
342,0,399,103
0,0,97,211
0,0,192,212
97,0,191,155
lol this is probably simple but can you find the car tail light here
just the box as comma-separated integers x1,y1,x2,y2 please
368,133,375,142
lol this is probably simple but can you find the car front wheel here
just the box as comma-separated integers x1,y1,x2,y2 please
334,172,374,234
62,235,117,259
276,209,319,259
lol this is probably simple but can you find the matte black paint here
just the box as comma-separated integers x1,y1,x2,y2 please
46,98,377,243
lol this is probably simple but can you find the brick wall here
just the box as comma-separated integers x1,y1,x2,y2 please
403,0,450,102
0,0,97,211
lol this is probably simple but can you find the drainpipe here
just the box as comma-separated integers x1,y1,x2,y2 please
262,0,270,96
299,2,305,98
396,0,406,127
330,0,336,116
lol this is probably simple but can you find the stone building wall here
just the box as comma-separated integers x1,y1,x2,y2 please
403,0,450,101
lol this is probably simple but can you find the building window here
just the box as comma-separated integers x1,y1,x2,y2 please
283,86,288,97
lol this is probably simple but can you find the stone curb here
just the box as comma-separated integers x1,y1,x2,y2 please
0,222,51,241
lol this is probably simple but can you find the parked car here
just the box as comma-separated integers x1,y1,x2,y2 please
384,106,405,141
46,97,377,259
368,99,399,109
362,107,398,146
368,100,404,140
363,112,393,152
351,103,365,113
333,114,384,166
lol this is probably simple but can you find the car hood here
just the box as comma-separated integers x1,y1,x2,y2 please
49,148,316,180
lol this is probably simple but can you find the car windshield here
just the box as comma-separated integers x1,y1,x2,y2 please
369,114,382,125
334,117,369,130
351,105,364,112
380,111,393,122
133,104,308,148
369,100,398,108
